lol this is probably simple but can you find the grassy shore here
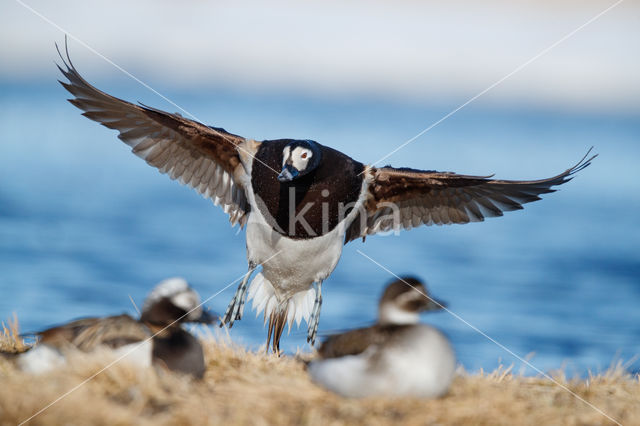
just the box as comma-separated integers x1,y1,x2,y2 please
1,318,638,426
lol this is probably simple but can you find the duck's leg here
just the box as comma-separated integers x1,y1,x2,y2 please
220,262,256,328
306,281,323,345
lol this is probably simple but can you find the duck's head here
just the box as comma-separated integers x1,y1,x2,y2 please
277,139,322,182
378,277,446,326
140,277,217,326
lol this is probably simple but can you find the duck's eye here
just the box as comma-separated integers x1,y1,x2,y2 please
301,152,308,159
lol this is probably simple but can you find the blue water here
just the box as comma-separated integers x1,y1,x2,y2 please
1,82,639,376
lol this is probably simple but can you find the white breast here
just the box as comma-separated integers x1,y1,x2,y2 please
245,207,345,331
112,340,153,368
246,207,346,296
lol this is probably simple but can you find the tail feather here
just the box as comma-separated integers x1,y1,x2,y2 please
247,273,268,319
248,273,316,328
267,307,288,354
288,289,316,333
248,272,316,351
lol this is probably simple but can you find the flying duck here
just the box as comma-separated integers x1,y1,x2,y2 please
308,277,456,398
55,43,596,354
13,277,216,378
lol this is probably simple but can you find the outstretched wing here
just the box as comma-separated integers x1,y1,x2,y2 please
345,149,596,243
56,43,252,226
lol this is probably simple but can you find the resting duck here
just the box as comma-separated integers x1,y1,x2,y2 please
308,277,455,398
13,277,216,378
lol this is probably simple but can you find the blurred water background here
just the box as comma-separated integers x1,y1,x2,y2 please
1,0,638,376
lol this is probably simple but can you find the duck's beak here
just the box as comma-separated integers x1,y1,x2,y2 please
278,164,299,182
192,309,218,324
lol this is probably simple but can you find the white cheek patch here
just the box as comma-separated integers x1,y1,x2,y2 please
282,146,291,166
171,291,200,314
379,303,420,325
143,277,190,313
291,147,312,171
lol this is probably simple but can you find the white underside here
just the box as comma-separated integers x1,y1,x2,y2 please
308,325,456,398
17,341,153,374
244,175,370,328
112,341,154,367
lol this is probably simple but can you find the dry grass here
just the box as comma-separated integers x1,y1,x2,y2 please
1,319,638,426
0,315,30,354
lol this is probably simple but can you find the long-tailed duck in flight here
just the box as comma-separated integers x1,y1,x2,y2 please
308,277,455,398
10,278,216,378
56,42,595,354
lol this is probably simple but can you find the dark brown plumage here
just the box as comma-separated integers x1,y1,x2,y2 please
251,140,365,239
37,315,149,352
147,324,207,379
317,324,413,359
344,150,595,242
